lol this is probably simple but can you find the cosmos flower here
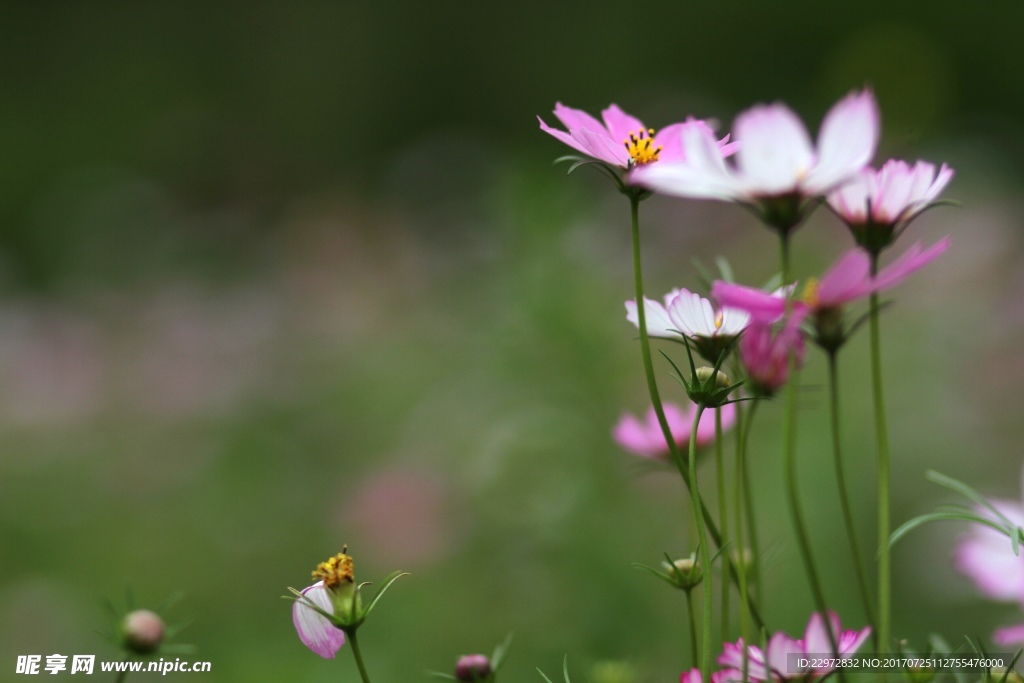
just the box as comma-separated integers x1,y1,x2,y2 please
717,612,870,681
613,402,736,459
292,580,347,659
538,102,735,170
633,90,879,201
739,313,807,396
712,239,951,322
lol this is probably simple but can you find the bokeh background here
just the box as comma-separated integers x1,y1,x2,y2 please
2,2,1024,681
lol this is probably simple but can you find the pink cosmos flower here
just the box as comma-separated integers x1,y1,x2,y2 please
538,103,735,170
717,612,870,682
613,402,736,459
632,90,880,205
739,313,807,396
994,624,1024,647
292,581,346,658
829,159,954,254
955,470,1024,603
712,238,952,322
828,160,953,225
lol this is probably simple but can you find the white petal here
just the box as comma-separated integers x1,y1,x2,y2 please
733,103,814,196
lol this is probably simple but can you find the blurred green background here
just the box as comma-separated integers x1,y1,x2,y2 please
2,2,1024,681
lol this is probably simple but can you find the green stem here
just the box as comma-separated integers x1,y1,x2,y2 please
734,399,758,683
869,253,891,653
784,365,844,683
779,233,791,284
347,629,373,683
627,192,766,631
114,666,129,683
716,408,730,643
689,404,712,681
740,406,763,607
686,589,699,667
827,350,877,646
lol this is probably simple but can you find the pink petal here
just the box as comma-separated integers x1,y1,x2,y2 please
293,582,346,659
803,611,841,656
733,103,815,196
955,500,1024,601
827,168,872,223
994,625,1024,647
838,626,871,656
601,104,645,145
711,281,789,323
538,116,595,158
804,90,880,195
552,102,607,136
765,632,803,677
572,127,631,167
631,123,742,200
870,238,951,293
680,668,703,683
817,250,873,307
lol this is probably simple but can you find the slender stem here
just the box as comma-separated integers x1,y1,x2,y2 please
627,193,766,631
827,351,877,646
783,365,844,683
869,252,891,653
740,405,763,606
716,408,730,643
689,403,713,681
779,233,791,284
347,629,373,683
686,589,699,667
115,667,129,683
734,399,758,683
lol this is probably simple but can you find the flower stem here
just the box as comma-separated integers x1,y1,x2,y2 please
114,667,129,683
715,408,730,643
827,350,877,647
627,192,766,632
347,630,373,683
734,399,758,683
869,253,891,653
686,589,699,667
784,366,844,683
689,403,713,682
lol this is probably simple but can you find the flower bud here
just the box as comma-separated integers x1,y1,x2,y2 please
121,609,164,655
662,556,703,591
456,654,492,682
695,367,730,388
312,550,363,626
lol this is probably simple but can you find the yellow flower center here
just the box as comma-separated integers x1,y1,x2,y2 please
802,277,820,308
622,128,662,165
312,549,355,589
714,310,724,330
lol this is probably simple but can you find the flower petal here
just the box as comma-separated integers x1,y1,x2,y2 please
538,116,594,158
625,296,678,339
632,123,743,200
804,90,880,195
601,104,645,145
733,103,814,196
552,102,607,136
293,582,346,659
870,238,951,293
817,250,873,307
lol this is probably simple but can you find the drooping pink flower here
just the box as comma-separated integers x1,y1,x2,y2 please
717,612,870,681
292,581,346,658
538,103,736,170
632,91,879,205
613,402,736,459
712,238,952,321
739,313,807,396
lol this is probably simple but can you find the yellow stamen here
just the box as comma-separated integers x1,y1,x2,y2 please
622,127,663,165
714,310,724,330
802,277,820,308
312,548,355,589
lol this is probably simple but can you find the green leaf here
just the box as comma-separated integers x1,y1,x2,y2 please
363,570,410,617
890,511,1010,548
491,632,514,671
562,655,572,683
715,257,735,284
426,671,458,681
537,668,557,683
632,562,674,583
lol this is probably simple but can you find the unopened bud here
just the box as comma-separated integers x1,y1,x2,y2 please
695,367,730,389
456,654,492,682
663,556,702,590
121,609,164,655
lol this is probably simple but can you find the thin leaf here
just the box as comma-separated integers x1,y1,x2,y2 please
537,668,557,683
562,655,572,683
715,257,735,284
426,671,458,681
364,571,410,616
927,471,1014,528
491,632,514,671
632,562,674,583
156,590,185,615
890,511,1010,548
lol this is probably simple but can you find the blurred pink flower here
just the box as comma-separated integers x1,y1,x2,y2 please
538,103,735,170
955,485,1024,603
633,91,879,203
712,239,952,321
828,160,953,225
292,581,346,659
739,314,807,396
718,612,870,681
613,402,735,459
994,624,1024,647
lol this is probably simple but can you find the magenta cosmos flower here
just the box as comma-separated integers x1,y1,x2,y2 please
717,612,870,682
613,402,736,459
538,103,735,171
739,313,807,397
632,90,879,233
955,477,1024,604
713,239,950,343
828,159,954,255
